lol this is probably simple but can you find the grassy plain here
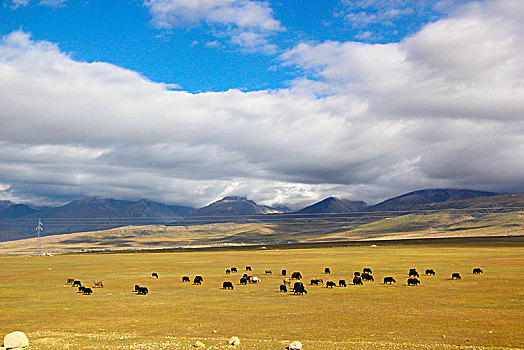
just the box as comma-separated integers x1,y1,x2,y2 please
0,238,523,349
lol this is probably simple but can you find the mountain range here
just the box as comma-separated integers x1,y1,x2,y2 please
0,189,517,242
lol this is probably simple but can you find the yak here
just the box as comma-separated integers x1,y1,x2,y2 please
151,273,159,278
361,273,374,281
231,267,238,273
222,281,234,290
363,267,373,274
280,284,287,293
338,280,347,287
353,276,363,285
324,267,331,274
240,277,248,285
137,286,148,295
281,269,287,276
293,285,307,295
82,287,93,295
407,278,420,286
182,276,190,282
193,276,203,285
425,269,436,276
473,268,483,275
326,281,336,288
291,272,302,280
451,273,461,280
383,276,396,284
245,266,252,271
409,269,419,278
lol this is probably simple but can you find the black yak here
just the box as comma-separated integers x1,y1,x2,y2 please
383,276,396,284
407,278,420,286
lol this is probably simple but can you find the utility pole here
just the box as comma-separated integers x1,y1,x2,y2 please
35,218,43,256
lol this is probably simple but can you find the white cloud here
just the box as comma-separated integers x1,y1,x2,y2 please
1,0,523,208
143,0,283,52
9,0,67,8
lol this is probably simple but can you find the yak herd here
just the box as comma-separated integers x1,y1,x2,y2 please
65,265,483,296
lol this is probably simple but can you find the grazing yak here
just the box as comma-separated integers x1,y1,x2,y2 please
407,278,420,286
193,276,204,285
66,278,75,285
240,277,248,285
265,270,272,275
222,281,234,290
361,273,374,281
78,286,86,293
250,276,261,283
293,282,307,295
72,280,81,287
281,269,287,276
151,273,159,278
280,284,287,293
425,269,436,276
226,269,231,275
134,284,141,292
310,278,323,285
245,266,252,271
326,281,336,288
451,273,461,280
293,285,307,295
291,272,302,280
473,268,483,274
409,269,419,278
324,267,331,274
82,287,93,295
338,280,347,287
93,281,104,288
182,276,190,282
283,278,292,286
293,282,304,290
353,276,363,285
354,271,361,277
363,267,373,274
137,287,149,295
231,267,238,273
383,277,396,284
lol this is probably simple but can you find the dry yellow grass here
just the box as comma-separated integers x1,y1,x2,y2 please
0,238,522,349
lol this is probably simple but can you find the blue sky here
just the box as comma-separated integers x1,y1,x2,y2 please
1,0,458,92
0,0,523,208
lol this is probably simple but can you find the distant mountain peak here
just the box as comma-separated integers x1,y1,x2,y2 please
190,196,287,217
296,197,367,214
367,188,497,212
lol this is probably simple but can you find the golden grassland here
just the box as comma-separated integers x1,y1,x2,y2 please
0,238,523,349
